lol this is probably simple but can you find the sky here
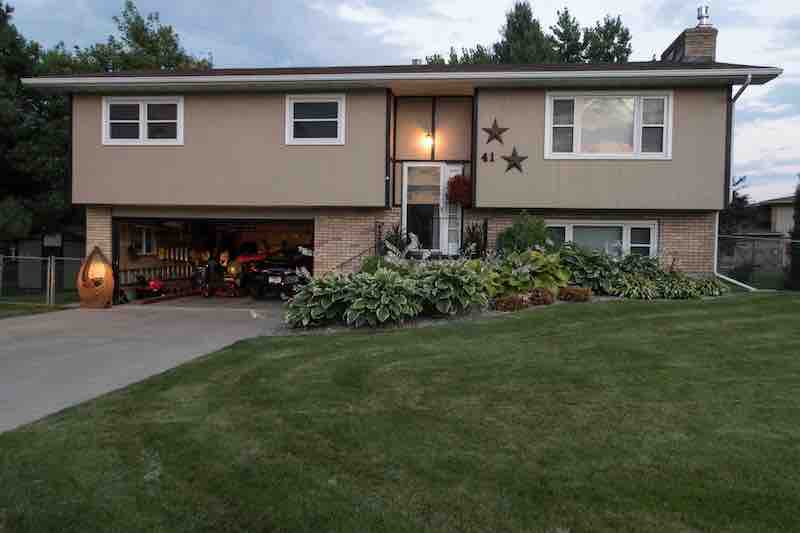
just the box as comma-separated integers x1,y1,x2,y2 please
12,0,800,202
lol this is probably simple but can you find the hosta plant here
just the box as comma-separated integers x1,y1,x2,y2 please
494,250,570,296
612,273,659,300
286,274,353,328
417,260,488,315
559,243,621,295
343,269,423,328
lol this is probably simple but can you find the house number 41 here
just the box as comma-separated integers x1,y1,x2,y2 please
481,152,495,163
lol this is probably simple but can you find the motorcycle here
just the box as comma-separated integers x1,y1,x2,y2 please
242,259,310,300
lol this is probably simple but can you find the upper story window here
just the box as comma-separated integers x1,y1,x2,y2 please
103,96,184,146
285,94,346,145
545,91,672,160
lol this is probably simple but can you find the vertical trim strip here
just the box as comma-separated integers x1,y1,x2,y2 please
384,89,391,208
430,96,437,161
471,88,479,207
723,85,733,210
67,93,73,206
392,94,399,207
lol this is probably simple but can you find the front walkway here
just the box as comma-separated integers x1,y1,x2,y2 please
0,300,285,432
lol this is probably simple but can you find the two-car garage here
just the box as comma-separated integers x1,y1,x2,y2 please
114,217,314,302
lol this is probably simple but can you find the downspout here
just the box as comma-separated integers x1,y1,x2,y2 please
715,74,758,291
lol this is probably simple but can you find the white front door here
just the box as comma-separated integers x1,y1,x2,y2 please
402,162,449,253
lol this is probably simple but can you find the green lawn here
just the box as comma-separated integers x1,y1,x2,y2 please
2,294,800,533
0,302,63,320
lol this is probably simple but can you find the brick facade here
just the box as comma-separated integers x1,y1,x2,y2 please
91,206,715,276
464,209,717,274
314,208,401,274
85,206,113,259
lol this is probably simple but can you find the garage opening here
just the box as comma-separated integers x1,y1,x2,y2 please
114,219,314,303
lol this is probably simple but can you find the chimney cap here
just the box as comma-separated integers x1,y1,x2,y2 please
697,5,711,26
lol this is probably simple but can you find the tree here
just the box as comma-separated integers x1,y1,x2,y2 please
0,0,210,241
788,175,800,290
583,15,632,63
550,8,584,63
425,2,632,65
719,176,751,235
492,2,556,64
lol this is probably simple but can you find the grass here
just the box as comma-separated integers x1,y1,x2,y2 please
2,294,800,532
0,302,63,320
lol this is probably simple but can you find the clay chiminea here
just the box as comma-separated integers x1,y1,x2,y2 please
77,246,115,308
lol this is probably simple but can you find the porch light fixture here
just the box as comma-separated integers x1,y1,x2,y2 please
77,246,115,308
422,130,434,149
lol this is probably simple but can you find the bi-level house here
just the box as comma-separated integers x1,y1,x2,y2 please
23,11,780,282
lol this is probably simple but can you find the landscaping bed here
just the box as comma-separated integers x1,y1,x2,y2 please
1,294,799,532
286,213,728,330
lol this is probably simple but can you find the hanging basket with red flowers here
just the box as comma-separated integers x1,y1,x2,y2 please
447,174,472,207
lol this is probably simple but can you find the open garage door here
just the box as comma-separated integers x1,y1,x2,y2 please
114,218,314,302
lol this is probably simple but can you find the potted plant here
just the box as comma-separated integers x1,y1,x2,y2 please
447,174,472,207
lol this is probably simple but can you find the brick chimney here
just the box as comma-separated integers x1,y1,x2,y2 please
661,6,718,63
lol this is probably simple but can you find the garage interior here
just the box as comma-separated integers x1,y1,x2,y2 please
114,218,314,302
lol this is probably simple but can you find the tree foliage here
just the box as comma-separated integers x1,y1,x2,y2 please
426,1,632,65
719,176,751,235
0,0,209,241
788,176,800,290
583,15,632,63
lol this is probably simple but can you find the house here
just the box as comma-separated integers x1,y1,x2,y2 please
21,10,781,284
754,196,796,236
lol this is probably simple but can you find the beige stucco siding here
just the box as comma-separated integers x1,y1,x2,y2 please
475,88,727,210
73,91,387,207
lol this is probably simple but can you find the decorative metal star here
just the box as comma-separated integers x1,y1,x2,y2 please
482,118,509,144
502,146,528,173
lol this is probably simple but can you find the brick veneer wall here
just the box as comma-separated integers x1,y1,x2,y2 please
464,209,717,274
314,208,401,274
85,206,113,259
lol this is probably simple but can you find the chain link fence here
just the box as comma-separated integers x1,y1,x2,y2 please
717,235,797,290
0,255,82,305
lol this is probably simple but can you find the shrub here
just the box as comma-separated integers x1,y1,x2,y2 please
619,254,662,277
360,255,412,275
494,250,570,296
493,294,528,311
495,211,549,254
612,272,728,300
559,243,621,295
417,260,487,315
558,286,592,302
612,273,659,300
343,269,423,328
528,287,554,306
286,274,352,328
360,255,384,274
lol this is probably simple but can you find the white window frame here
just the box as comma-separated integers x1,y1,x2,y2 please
138,227,157,256
401,162,448,254
545,219,659,257
102,96,184,146
544,90,673,160
285,94,346,145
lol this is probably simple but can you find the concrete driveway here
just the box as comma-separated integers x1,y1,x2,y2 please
0,299,285,432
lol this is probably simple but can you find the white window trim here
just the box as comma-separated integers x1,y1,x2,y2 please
138,227,157,256
285,94,346,145
545,219,659,257
102,96,184,146
401,162,448,254
544,90,673,160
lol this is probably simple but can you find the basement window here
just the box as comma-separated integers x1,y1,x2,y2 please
546,220,658,257
545,91,672,160
285,94,346,145
103,96,184,145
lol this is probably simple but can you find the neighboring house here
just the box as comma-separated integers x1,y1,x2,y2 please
22,11,781,279
754,196,796,236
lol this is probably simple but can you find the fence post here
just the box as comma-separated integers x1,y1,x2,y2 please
482,218,489,253
45,256,53,305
